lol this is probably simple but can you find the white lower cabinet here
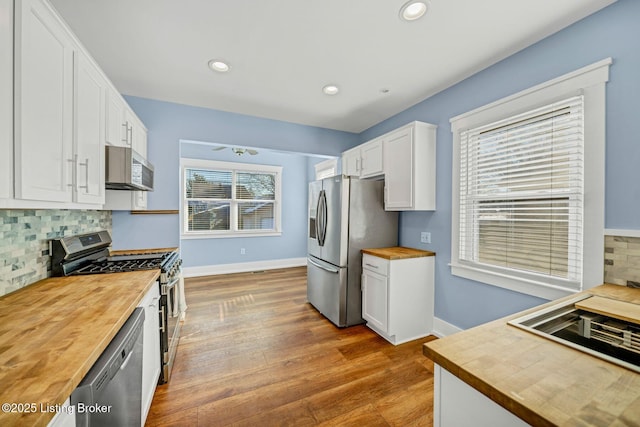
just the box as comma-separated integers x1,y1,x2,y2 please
361,252,434,345
46,398,75,427
434,364,528,427
139,284,161,425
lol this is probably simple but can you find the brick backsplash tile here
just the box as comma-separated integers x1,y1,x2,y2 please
0,209,111,296
604,235,640,286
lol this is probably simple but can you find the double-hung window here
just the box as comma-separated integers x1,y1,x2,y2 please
451,59,610,300
181,159,282,238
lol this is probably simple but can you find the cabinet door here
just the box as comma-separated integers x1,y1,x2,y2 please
140,284,161,425
360,139,383,178
106,87,127,147
384,127,413,210
131,121,147,209
125,109,140,151
0,0,12,199
342,147,361,177
14,0,74,202
362,268,388,333
132,190,147,210
46,398,75,427
74,50,105,204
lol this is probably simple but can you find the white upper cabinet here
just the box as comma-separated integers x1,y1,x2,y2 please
74,49,106,205
106,87,128,147
0,0,13,199
341,139,384,179
341,121,436,211
14,0,74,203
360,139,384,179
342,146,361,177
383,121,436,211
104,114,148,211
7,0,147,209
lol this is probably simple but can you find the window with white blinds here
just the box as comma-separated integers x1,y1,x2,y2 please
459,96,584,285
182,159,282,237
450,58,609,300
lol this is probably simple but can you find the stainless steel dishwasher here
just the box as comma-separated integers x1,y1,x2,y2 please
72,308,145,427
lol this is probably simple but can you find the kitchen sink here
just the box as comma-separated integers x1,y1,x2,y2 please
508,294,640,373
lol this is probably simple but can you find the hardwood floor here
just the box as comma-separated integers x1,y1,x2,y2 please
145,267,436,426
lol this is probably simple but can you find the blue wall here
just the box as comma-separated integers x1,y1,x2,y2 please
178,141,312,267
359,0,640,329
111,98,358,251
114,0,637,329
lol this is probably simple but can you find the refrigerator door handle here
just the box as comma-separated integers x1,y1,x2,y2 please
318,190,327,247
308,258,339,274
315,192,323,245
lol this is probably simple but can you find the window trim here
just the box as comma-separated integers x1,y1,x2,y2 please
180,158,282,239
450,58,611,300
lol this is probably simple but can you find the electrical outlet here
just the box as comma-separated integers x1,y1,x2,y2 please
420,232,431,244
240,248,246,255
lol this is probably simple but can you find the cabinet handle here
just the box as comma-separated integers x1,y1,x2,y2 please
78,158,89,193
355,158,360,172
365,263,379,269
122,122,132,145
121,123,129,143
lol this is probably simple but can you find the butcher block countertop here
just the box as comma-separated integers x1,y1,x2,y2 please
361,246,435,260
110,247,178,255
0,270,159,427
423,284,640,426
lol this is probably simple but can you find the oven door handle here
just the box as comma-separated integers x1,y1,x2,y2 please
162,275,181,295
159,305,166,333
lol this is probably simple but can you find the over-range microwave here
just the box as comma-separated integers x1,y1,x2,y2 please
105,146,154,191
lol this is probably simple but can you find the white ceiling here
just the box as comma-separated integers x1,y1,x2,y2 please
50,0,615,133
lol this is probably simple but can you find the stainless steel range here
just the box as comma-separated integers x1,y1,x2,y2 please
51,230,184,384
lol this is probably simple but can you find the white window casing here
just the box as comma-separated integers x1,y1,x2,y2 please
450,58,610,300
181,158,282,239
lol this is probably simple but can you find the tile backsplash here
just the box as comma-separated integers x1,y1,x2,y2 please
0,209,111,296
604,235,640,286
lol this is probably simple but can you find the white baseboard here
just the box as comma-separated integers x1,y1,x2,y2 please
182,257,307,278
432,317,464,337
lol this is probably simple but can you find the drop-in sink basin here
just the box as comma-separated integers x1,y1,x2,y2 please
508,294,640,373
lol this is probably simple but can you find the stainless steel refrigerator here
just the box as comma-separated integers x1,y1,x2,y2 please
307,175,398,327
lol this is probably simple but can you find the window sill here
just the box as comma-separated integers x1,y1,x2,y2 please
181,231,282,240
450,262,576,301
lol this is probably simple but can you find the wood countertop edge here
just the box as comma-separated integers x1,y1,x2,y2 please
110,247,179,255
422,284,640,426
0,271,159,427
361,246,436,260
422,344,554,427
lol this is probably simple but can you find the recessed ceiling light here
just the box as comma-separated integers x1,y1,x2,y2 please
399,1,428,21
322,85,339,95
208,59,230,73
